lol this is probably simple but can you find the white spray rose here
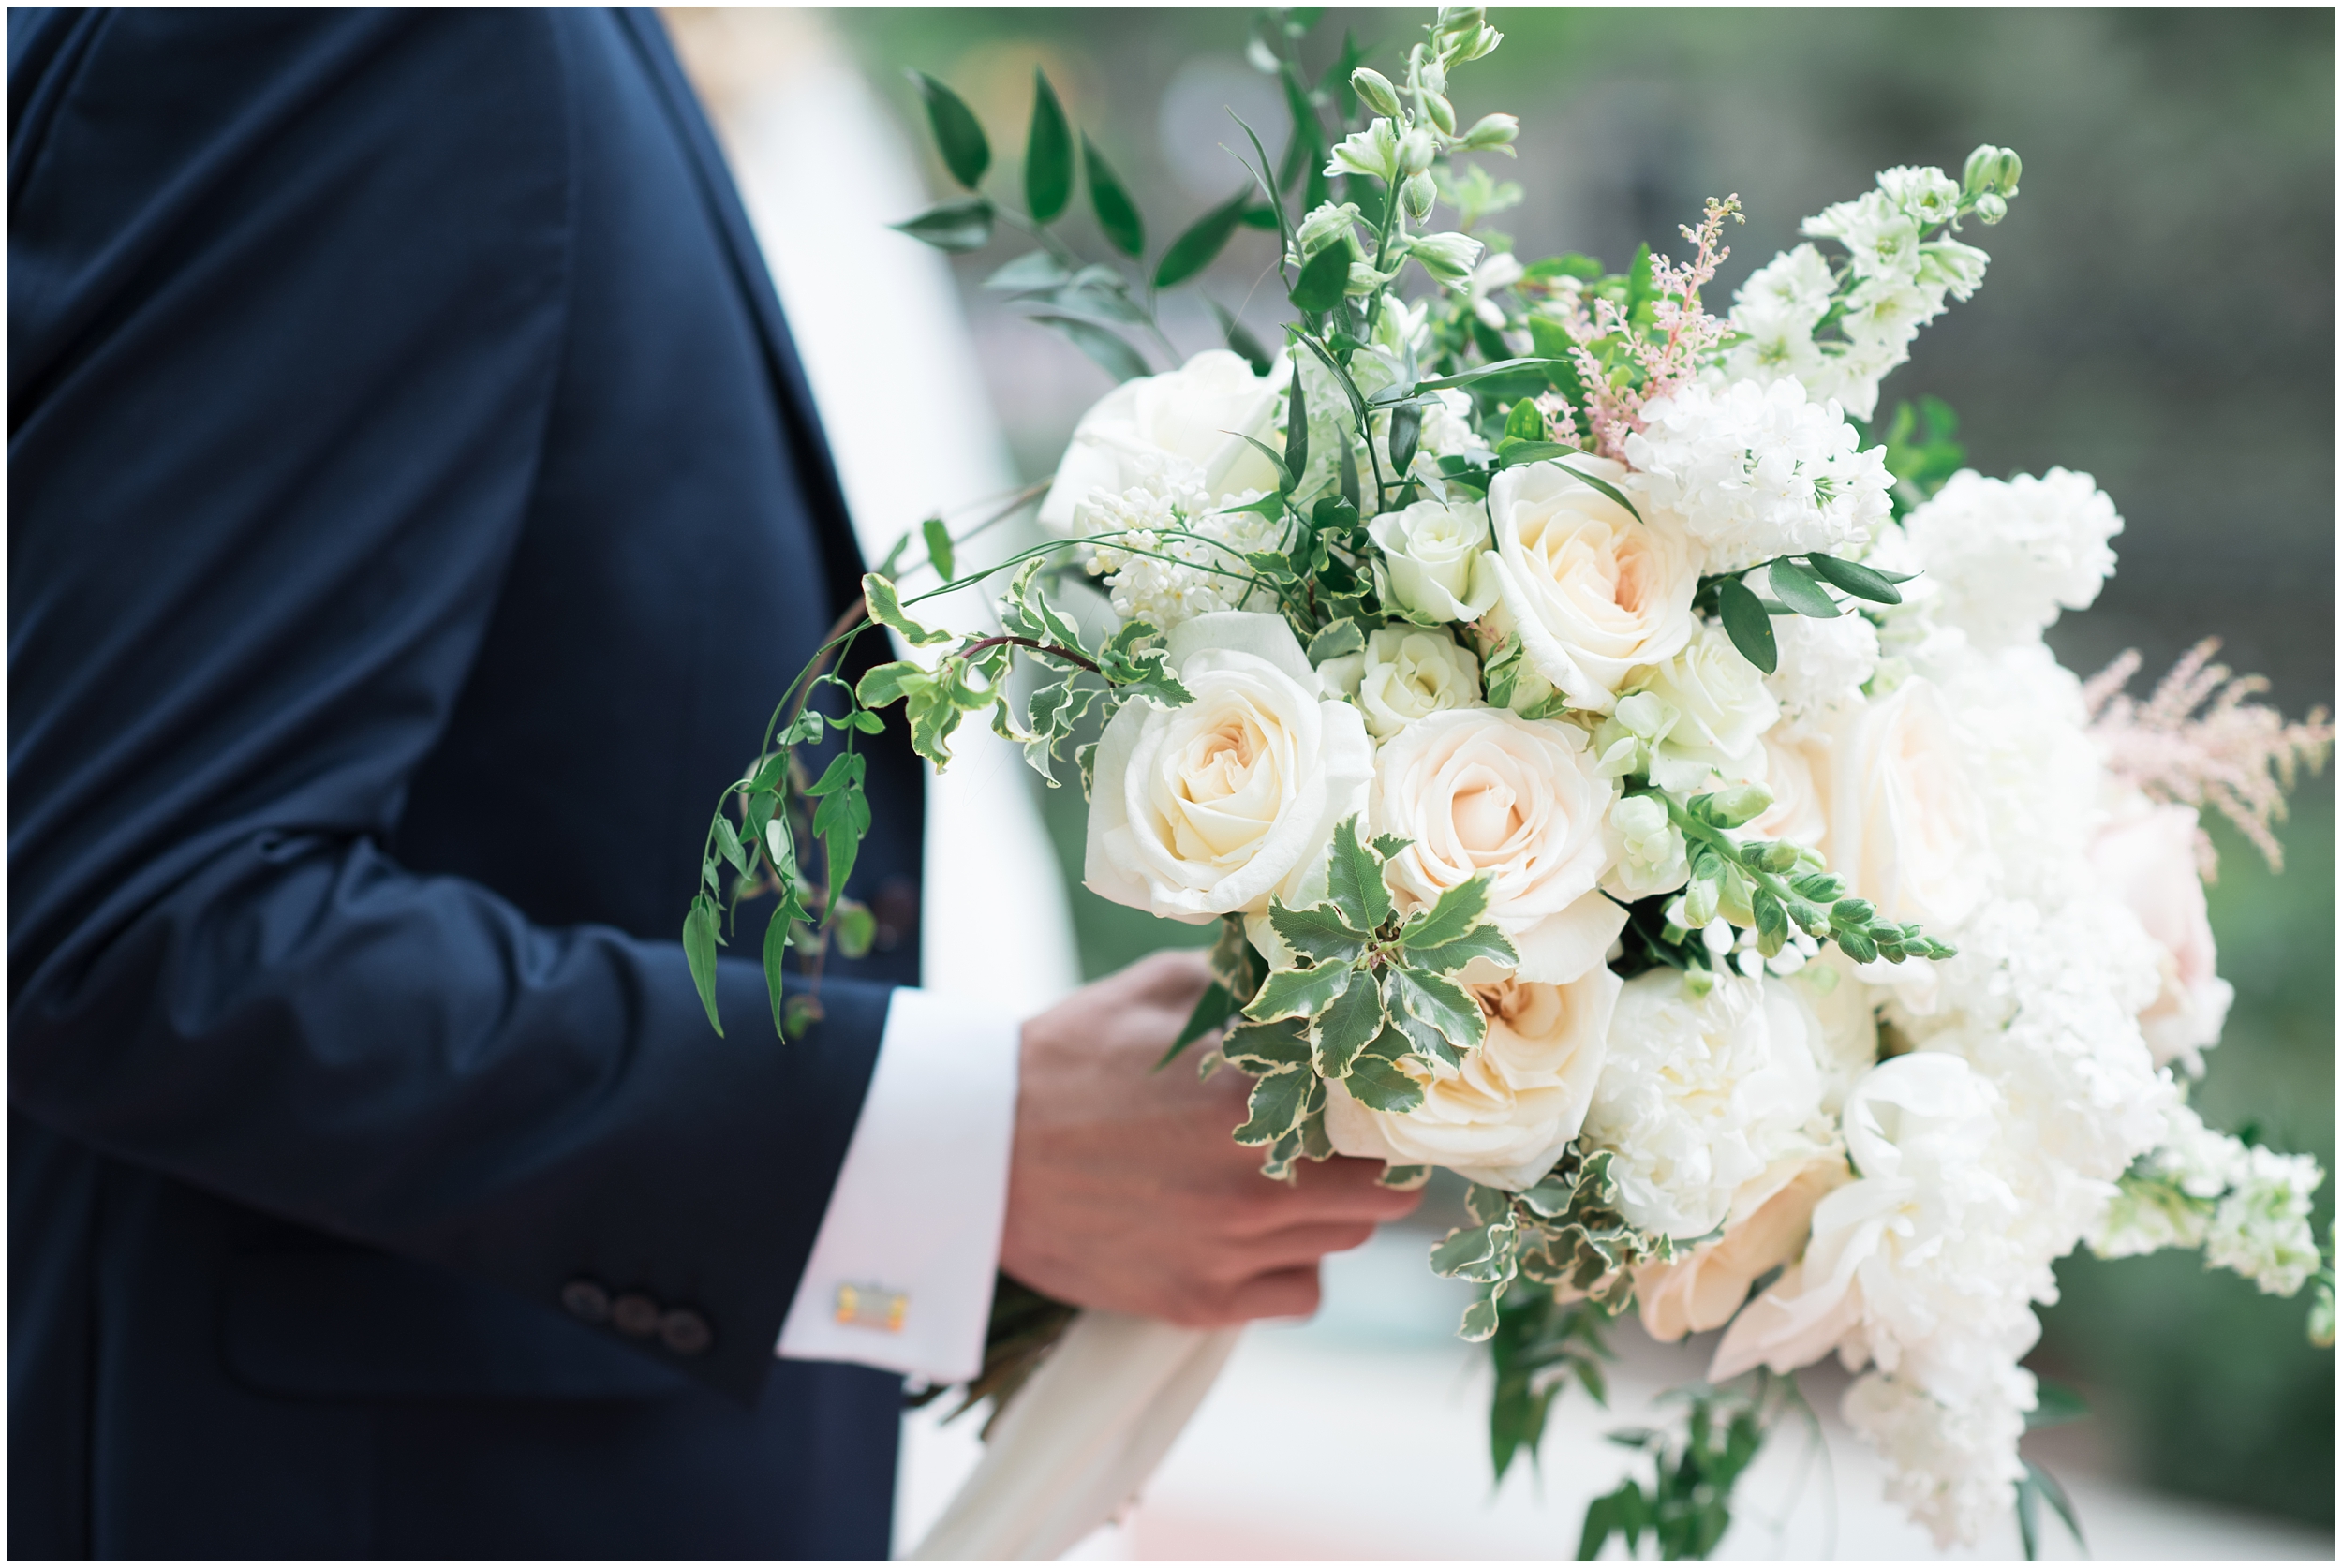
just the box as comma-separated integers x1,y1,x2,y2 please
1582,970,1831,1240
1369,498,1501,624
1485,458,1703,714
2087,793,2232,1071
1325,968,1621,1191
1900,468,2121,650
1633,624,1781,791
1039,350,1285,534
1086,613,1371,922
1318,625,1481,740
1636,1154,1850,1341
1370,707,1626,984
1824,677,1991,930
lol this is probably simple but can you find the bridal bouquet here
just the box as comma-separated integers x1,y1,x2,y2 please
689,7,2332,1555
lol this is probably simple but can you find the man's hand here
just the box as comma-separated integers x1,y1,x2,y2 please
1001,949,1423,1327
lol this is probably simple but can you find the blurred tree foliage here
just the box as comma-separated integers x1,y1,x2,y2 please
829,4,2335,1529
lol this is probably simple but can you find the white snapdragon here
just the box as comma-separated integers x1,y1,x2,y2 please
1583,969,1830,1239
1901,469,2122,649
1623,378,1893,573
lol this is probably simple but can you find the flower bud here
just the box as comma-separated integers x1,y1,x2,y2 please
1423,92,1457,136
1962,143,1998,193
1435,6,1486,36
1706,782,1773,828
1404,229,1484,283
1350,67,1403,121
1683,878,1720,930
1973,191,2008,225
1460,112,1519,151
1402,170,1437,223
1398,128,1437,177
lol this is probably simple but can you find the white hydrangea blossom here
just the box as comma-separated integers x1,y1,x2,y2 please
1843,1366,2035,1548
1078,467,1280,629
1901,469,2123,650
1583,970,1830,1238
1765,611,1879,732
1623,377,1892,573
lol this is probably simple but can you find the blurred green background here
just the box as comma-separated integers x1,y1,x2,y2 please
823,5,2335,1530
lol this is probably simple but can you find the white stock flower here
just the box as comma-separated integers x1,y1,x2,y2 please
1802,188,1922,279
1325,968,1621,1190
1319,625,1482,739
1407,230,1486,286
1371,707,1626,984
1040,350,1286,534
1766,610,1879,732
1623,378,1893,574
1842,1366,2035,1549
1326,118,1401,182
1369,497,1501,623
1602,791,1688,901
1901,469,2122,650
1636,1154,1849,1341
1823,677,1992,930
1633,624,1782,791
2087,793,2233,1071
1086,613,1371,921
2205,1146,2325,1295
1415,388,1490,467
1917,238,1990,302
1583,969,1831,1240
1485,458,1703,714
1875,165,1963,227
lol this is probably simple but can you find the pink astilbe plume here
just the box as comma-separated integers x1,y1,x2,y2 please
2084,639,2335,876
1562,195,1742,460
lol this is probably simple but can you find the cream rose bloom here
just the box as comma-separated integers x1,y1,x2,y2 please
1319,625,1482,739
1823,677,1990,930
1635,624,1781,791
1039,350,1285,533
1086,612,1371,922
1325,967,1622,1190
1485,457,1704,714
1636,1153,1851,1341
2088,792,2232,1071
1369,498,1502,624
1370,707,1628,984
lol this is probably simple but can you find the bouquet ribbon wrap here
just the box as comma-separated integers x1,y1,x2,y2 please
908,1311,1241,1561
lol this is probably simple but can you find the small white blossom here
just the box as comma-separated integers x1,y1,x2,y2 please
1623,377,1893,573
1766,611,1880,732
1603,792,1688,900
1080,470,1280,629
1902,468,2123,650
2206,1146,2326,1295
1875,165,1964,227
1843,1367,2034,1549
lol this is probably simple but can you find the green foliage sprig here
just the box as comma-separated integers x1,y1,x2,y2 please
1577,1374,1807,1562
1430,1149,1682,1340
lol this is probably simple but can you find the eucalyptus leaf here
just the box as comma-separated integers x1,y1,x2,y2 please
984,249,1071,292
1027,312,1151,384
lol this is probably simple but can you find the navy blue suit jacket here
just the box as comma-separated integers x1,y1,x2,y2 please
8,8,924,1556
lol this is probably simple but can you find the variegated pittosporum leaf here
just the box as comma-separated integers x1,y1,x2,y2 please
1428,1149,1681,1343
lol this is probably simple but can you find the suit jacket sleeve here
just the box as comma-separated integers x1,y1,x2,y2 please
6,7,890,1400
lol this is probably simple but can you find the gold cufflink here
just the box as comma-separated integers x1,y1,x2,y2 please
833,1283,908,1333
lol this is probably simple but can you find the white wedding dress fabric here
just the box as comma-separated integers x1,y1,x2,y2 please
666,14,1236,1560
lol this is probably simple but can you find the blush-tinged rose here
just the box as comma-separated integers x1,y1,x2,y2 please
1040,350,1285,533
2088,794,2232,1070
1637,1154,1850,1341
1823,678,1990,930
1325,968,1621,1190
1369,707,1627,984
1086,613,1371,922
1485,458,1704,714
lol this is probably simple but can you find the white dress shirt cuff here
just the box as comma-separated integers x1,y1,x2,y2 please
775,987,1020,1383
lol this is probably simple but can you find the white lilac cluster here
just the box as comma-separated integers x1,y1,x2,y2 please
1623,376,1894,573
1723,163,1995,421
1029,137,2320,1557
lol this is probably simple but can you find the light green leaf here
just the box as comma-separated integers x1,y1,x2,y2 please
1325,816,1394,932
1312,969,1385,1077
762,895,793,1036
862,573,955,647
684,895,723,1037
712,816,749,877
1244,960,1358,1023
1306,619,1365,665
1028,312,1151,384
922,516,956,583
832,897,877,959
984,249,1071,292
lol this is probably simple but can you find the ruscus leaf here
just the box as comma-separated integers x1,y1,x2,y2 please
1768,555,1840,618
1155,188,1251,289
890,197,994,253
907,71,989,189
1022,70,1074,223
1805,552,1909,604
1082,134,1145,257
1715,578,1779,673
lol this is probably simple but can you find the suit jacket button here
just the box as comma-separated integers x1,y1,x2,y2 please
561,1280,612,1324
611,1293,661,1338
660,1308,712,1356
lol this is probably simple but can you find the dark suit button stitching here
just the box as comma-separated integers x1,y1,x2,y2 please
561,1279,612,1324
660,1308,712,1356
611,1293,662,1338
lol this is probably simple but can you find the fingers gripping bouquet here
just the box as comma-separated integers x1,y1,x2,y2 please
686,8,2334,1556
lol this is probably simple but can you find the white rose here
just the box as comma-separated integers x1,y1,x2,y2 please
1086,613,1372,922
1823,678,1990,930
1039,350,1285,534
1582,969,1831,1240
1636,1153,1850,1341
1634,624,1781,791
1319,625,1482,740
2087,794,2232,1071
1325,968,1621,1190
1370,707,1627,984
1485,458,1704,714
1369,498,1501,624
